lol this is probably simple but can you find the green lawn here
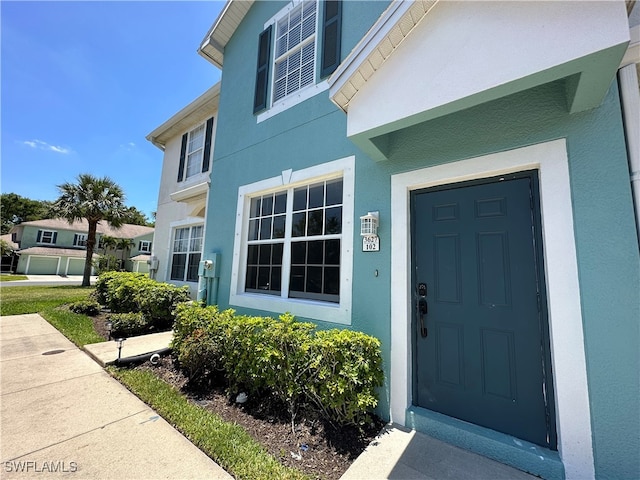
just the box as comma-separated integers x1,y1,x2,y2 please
0,274,28,282
111,368,308,480
0,285,104,346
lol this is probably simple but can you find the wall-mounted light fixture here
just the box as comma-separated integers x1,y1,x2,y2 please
360,211,379,236
360,211,380,251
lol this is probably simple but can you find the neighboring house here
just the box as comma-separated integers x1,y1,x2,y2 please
149,0,639,478
10,219,154,275
146,84,219,296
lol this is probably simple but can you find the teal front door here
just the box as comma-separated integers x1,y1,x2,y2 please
411,172,556,448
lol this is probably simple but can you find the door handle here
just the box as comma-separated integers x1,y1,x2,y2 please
416,283,428,338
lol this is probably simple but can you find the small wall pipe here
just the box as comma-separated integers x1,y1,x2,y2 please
618,64,640,247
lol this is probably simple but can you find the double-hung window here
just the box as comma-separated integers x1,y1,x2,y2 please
177,117,215,182
170,226,203,282
36,230,57,245
253,0,342,116
138,240,152,253
273,0,317,102
231,156,354,325
73,233,87,247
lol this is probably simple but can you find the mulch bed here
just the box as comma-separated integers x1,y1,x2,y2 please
90,315,384,479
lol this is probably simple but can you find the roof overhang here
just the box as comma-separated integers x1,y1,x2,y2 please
329,0,632,161
170,181,209,218
146,83,221,150
198,0,254,68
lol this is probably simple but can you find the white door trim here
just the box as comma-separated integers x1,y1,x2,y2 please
390,139,594,479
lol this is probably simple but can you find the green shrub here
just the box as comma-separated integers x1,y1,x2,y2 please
95,272,191,332
307,329,384,426
109,273,149,313
171,304,384,427
137,281,191,329
69,299,101,316
94,271,122,305
93,254,119,275
108,312,149,337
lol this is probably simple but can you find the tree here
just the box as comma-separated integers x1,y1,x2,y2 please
51,174,127,286
0,193,51,234
0,239,14,257
122,206,152,226
115,237,134,270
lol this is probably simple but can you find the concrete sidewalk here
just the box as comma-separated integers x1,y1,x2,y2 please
0,313,231,479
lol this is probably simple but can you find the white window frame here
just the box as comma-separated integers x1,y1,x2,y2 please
73,233,87,247
184,123,206,180
257,0,328,124
139,240,152,253
170,225,203,283
38,230,56,245
230,156,355,325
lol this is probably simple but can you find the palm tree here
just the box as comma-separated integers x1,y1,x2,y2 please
99,234,118,270
115,237,134,270
51,174,127,286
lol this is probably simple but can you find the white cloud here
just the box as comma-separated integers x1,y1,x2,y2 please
22,139,71,154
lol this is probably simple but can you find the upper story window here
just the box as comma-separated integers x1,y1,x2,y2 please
273,0,317,102
177,117,215,183
138,240,152,253
36,229,57,245
253,0,342,118
73,233,87,247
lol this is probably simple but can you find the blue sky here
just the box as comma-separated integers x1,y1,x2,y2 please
1,1,224,220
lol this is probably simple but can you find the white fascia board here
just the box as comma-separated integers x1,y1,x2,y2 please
198,0,255,68
146,83,220,150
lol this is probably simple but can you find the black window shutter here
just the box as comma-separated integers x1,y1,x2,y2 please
321,0,342,78
254,25,273,113
202,117,214,173
138,241,142,250
37,230,42,243
52,232,57,244
177,133,188,182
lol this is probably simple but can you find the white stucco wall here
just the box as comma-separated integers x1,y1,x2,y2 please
346,0,630,139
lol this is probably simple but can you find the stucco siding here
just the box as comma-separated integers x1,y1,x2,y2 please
202,0,638,477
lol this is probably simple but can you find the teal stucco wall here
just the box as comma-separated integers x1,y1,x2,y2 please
205,1,639,477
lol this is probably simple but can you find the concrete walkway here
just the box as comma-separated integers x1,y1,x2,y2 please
84,331,174,367
341,424,537,479
0,313,231,479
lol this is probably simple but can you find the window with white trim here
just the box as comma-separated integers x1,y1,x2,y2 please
231,157,354,325
37,229,57,245
138,240,152,253
177,117,214,182
246,178,342,303
253,0,342,118
273,0,318,103
185,124,205,179
73,233,87,247
170,226,203,282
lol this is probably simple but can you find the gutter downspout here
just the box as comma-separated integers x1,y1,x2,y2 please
619,64,640,247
